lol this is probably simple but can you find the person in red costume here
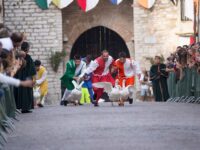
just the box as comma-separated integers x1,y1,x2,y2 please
84,50,115,107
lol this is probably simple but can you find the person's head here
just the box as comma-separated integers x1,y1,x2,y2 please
74,54,81,66
34,60,41,71
154,56,161,64
85,54,92,65
21,41,30,53
118,52,126,63
11,32,23,48
101,50,109,62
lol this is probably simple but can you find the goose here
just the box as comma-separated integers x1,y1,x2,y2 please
93,80,121,106
119,79,134,106
62,80,84,106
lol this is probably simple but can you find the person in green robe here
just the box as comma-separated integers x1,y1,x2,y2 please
150,56,170,102
60,55,86,105
14,42,36,113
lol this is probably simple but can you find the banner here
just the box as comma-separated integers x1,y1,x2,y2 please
110,0,123,5
52,0,73,9
77,0,99,12
35,0,52,10
137,0,156,9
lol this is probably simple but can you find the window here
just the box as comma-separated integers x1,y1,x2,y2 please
180,0,192,21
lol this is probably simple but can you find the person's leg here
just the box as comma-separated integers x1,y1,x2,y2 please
80,88,86,105
88,88,94,104
93,88,104,106
84,88,91,104
126,77,135,104
140,89,145,101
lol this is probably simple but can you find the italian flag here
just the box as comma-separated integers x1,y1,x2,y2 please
77,0,99,12
35,0,52,10
137,0,156,9
52,0,73,9
110,0,123,5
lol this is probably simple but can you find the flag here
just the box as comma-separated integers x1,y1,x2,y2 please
35,0,52,10
185,0,194,20
110,0,123,5
137,0,156,9
52,0,73,9
77,0,99,12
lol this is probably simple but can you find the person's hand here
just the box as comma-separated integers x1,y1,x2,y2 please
20,80,33,87
73,77,79,81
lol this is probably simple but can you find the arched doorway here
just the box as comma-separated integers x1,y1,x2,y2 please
70,26,130,59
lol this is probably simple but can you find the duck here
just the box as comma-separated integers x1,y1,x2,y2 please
62,80,84,106
92,80,121,106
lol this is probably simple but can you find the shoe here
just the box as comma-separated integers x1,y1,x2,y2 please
21,110,32,113
63,101,68,106
94,102,99,107
98,98,105,103
128,98,133,104
37,103,44,107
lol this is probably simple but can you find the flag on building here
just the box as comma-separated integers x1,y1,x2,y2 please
137,0,156,9
52,0,73,9
110,0,123,5
185,0,194,20
35,0,52,10
77,0,99,12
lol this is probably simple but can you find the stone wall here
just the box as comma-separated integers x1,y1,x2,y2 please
4,0,63,104
62,0,133,60
134,0,193,69
0,0,3,23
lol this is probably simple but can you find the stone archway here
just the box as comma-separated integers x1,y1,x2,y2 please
70,26,130,59
62,0,133,60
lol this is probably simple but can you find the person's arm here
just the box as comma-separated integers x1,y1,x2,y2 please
85,60,99,74
150,66,158,81
36,71,47,85
0,73,20,86
0,73,33,87
160,64,168,78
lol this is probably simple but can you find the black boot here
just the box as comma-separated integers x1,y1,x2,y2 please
128,98,133,104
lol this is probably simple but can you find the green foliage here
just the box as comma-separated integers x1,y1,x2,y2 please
145,54,165,65
50,50,66,72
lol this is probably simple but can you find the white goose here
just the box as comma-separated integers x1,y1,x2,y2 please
62,80,84,105
92,80,121,106
119,79,134,106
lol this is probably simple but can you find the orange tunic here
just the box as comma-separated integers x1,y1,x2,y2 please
114,59,135,87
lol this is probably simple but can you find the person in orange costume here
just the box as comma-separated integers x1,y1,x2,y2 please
114,52,141,104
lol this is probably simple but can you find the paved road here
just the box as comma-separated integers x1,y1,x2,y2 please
4,102,200,150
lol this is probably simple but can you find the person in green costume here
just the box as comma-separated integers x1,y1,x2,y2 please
60,55,86,105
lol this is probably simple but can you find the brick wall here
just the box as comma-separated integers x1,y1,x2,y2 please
4,0,63,104
62,0,134,59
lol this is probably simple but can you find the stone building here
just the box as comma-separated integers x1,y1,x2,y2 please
0,0,193,104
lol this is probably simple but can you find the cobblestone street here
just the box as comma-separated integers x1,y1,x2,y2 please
4,102,200,150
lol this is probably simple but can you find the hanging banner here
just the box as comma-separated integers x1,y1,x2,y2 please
137,0,156,9
77,0,99,12
35,0,52,10
52,0,73,9
110,0,123,5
